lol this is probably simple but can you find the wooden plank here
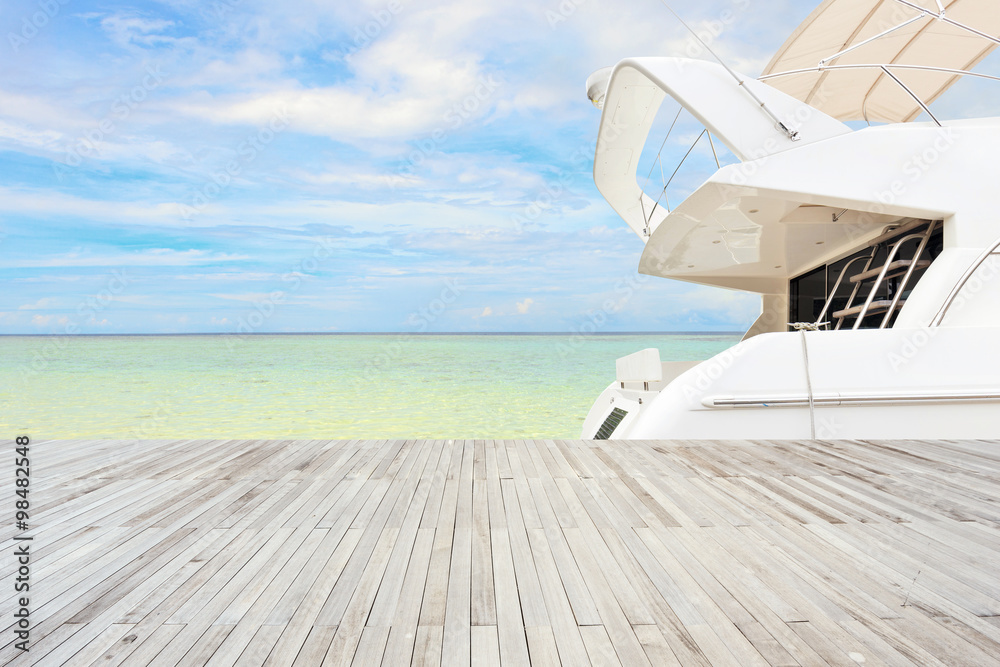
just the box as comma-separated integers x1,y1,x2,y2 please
552,478,659,625
261,529,363,665
380,529,435,666
441,440,474,665
367,448,438,627
498,478,548,628
60,623,136,667
314,441,425,627
580,625,621,666
561,527,652,666
563,476,712,666
350,626,390,667
486,474,531,666
554,439,591,479
213,527,329,637
411,626,443,667
168,527,297,624
527,478,600,626
593,446,681,527
418,441,449,530
208,528,327,667
7,526,209,651
418,444,461,627
319,526,400,666
685,624,743,667
632,625,682,667
94,623,185,667
643,525,785,666
232,625,285,667
523,525,591,666
786,619,886,667
524,626,561,667
176,625,235,666
471,479,497,626
495,439,512,479
3,436,1000,667
290,626,337,666
470,625,501,667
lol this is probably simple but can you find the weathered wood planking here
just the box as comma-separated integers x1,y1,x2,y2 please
1,437,999,666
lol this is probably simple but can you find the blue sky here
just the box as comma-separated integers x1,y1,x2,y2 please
1,0,997,334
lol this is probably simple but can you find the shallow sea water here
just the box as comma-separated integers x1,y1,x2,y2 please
1,333,740,439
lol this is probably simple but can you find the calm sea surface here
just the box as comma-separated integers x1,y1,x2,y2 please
1,334,740,439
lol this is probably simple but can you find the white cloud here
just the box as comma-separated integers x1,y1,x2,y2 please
9,249,250,268
30,314,69,327
100,15,178,48
209,292,285,303
170,2,508,143
173,272,279,282
18,298,58,310
0,119,62,151
516,298,534,314
183,50,286,88
479,306,493,317
289,166,398,190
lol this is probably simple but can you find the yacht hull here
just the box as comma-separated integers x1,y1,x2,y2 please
583,328,1000,440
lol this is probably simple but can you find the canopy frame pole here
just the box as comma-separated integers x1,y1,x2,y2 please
879,66,942,127
760,63,1000,85
892,0,1000,47
638,193,650,238
658,0,800,142
642,107,682,196
818,14,928,65
707,131,721,170
642,129,707,231
662,129,707,197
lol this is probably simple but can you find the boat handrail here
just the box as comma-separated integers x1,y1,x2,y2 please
852,231,927,329
639,121,721,236
814,255,870,325
879,220,938,328
930,234,1000,327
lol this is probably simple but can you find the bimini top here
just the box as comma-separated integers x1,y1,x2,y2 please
762,0,1000,123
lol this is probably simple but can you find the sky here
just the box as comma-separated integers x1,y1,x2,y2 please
2,0,998,334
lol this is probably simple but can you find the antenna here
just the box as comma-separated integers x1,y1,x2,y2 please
657,0,800,142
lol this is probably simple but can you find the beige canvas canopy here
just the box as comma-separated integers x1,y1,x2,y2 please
760,0,1000,123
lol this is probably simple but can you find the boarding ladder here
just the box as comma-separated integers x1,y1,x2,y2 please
816,220,938,330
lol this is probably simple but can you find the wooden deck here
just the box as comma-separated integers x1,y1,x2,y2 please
2,437,1000,666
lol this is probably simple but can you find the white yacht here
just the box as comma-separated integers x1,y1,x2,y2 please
581,0,1000,440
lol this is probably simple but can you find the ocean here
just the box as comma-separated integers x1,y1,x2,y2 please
1,333,740,440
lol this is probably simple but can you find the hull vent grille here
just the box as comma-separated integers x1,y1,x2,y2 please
595,408,628,440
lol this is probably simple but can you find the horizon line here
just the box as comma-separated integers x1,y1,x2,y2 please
0,331,745,337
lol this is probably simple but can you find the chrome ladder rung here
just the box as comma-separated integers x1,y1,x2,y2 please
849,259,931,284
833,300,905,320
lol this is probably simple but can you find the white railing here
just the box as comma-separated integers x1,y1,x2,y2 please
930,234,1000,326
638,113,723,236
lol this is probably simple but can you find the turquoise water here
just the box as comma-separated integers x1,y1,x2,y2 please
0,334,740,439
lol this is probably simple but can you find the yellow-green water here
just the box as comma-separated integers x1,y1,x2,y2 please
1,334,740,439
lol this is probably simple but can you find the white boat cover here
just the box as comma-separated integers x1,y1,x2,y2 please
761,0,1000,123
